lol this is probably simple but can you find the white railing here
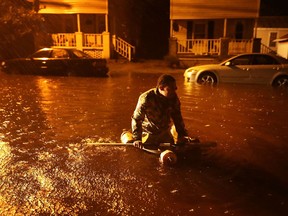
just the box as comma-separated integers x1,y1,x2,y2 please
82,33,104,58
112,35,135,61
177,39,220,55
260,43,277,54
51,33,104,48
228,39,253,55
83,33,103,47
177,39,256,56
51,33,76,47
51,33,135,60
51,33,105,58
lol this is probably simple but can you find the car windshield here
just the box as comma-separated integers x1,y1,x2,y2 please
30,49,51,58
71,49,92,58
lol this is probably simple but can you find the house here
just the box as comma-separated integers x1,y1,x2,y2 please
33,0,173,61
34,0,111,59
33,0,281,63
255,16,288,54
32,0,137,61
169,0,262,62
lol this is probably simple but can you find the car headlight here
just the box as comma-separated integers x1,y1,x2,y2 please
185,68,198,73
190,69,198,74
185,68,198,76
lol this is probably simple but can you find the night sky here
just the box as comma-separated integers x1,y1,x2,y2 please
260,0,288,16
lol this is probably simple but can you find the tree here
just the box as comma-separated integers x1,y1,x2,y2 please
0,0,43,58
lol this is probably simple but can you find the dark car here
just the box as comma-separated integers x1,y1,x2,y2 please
1,48,109,77
184,53,288,87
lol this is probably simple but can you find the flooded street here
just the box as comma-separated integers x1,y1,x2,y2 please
0,68,288,216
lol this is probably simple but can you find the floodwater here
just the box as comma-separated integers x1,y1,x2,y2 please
0,70,288,216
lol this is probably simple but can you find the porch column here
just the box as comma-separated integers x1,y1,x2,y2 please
223,19,227,38
169,37,177,56
219,37,229,59
75,32,83,51
77,14,81,32
170,20,173,37
252,38,261,53
105,14,109,32
102,32,110,59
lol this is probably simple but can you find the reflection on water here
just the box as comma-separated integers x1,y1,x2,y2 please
0,73,288,215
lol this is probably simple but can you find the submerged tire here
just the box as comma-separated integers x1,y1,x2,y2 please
197,72,217,85
272,76,288,88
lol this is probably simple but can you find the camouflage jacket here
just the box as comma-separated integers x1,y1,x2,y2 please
131,88,188,140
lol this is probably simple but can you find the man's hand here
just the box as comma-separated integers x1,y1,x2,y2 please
185,136,200,143
133,140,143,149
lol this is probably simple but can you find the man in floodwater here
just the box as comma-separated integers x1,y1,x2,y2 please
131,74,197,149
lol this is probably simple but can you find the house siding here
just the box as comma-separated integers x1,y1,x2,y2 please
172,19,254,40
255,16,288,52
170,0,260,20
256,28,288,52
38,0,108,14
277,41,288,59
225,19,255,39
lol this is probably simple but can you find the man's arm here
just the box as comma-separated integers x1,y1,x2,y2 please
171,98,188,138
131,95,146,141
131,116,142,141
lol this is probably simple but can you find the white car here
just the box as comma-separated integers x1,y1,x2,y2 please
184,53,288,87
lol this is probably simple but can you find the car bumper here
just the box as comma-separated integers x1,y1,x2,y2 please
185,72,197,82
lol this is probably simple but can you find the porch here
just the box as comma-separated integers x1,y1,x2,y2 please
50,33,273,64
170,38,263,59
166,37,278,67
50,32,135,61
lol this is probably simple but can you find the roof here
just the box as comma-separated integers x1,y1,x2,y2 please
170,0,260,20
257,16,288,28
274,33,288,42
28,0,108,14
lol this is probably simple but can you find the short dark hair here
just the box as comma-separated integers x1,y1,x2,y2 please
157,74,176,88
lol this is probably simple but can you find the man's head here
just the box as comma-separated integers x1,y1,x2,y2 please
157,74,177,98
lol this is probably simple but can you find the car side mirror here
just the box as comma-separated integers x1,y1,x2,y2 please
225,61,231,66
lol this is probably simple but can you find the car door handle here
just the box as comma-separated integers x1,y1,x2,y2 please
242,68,249,71
41,61,48,69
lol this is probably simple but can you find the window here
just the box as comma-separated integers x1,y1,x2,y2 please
235,22,243,39
269,32,277,47
187,21,193,39
231,55,251,65
194,23,206,39
51,49,69,58
252,55,279,65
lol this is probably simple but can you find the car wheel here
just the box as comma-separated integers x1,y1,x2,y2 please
272,76,288,87
197,73,217,85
